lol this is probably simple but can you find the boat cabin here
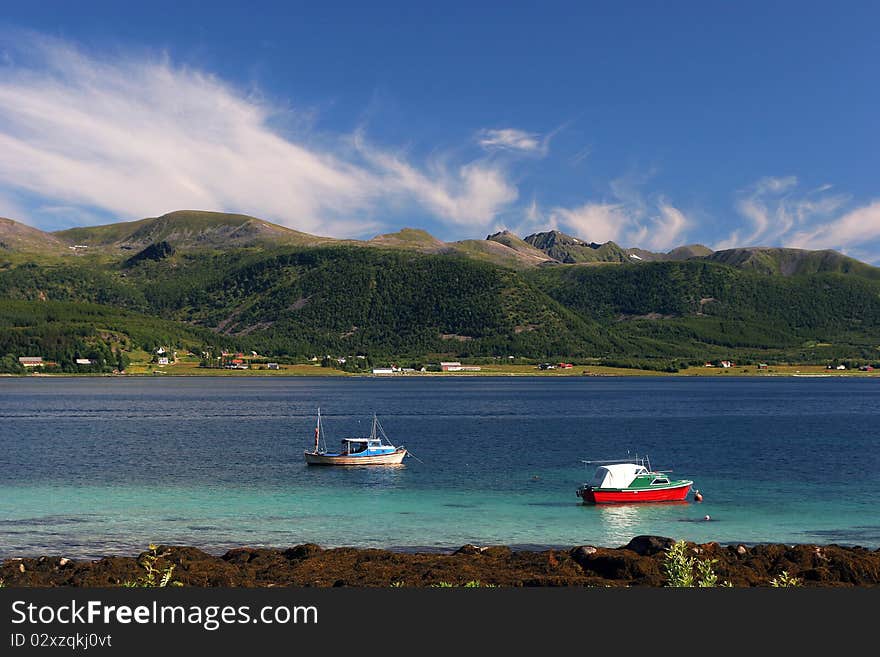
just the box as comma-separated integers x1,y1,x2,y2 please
339,438,396,456
588,463,648,488
587,463,676,490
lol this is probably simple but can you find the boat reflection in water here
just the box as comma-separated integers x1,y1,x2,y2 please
588,501,691,546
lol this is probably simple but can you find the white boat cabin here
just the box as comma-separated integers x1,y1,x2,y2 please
588,463,649,489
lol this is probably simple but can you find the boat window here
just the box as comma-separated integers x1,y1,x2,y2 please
651,478,669,485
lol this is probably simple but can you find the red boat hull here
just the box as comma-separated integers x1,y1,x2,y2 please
581,482,692,504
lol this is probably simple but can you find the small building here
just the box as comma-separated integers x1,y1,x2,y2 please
720,360,734,368
441,361,463,372
267,363,279,370
156,347,167,355
75,358,95,365
157,357,170,365
836,364,846,370
757,363,769,370
557,363,573,369
372,368,395,375
459,366,482,372
19,357,43,367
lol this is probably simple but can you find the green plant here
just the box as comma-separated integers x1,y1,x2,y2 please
770,571,802,587
122,544,183,588
663,540,731,587
430,580,496,588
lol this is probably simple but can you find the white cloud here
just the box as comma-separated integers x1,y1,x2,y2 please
478,128,544,154
716,176,848,250
547,169,691,250
642,202,689,251
550,202,629,244
0,34,519,236
789,201,880,251
353,133,517,225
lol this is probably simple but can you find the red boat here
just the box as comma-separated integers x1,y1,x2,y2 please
576,457,693,504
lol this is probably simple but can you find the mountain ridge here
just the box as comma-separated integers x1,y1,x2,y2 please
2,210,877,278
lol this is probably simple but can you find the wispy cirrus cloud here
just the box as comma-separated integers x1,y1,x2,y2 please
477,128,544,154
537,170,691,251
352,131,518,225
714,176,850,250
0,33,519,236
711,176,880,255
788,201,880,251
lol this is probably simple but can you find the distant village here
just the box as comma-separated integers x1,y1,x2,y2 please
8,349,878,375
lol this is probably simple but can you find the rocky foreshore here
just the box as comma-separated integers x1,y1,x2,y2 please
3,537,880,587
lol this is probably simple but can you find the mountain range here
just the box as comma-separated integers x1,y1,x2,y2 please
1,209,878,371
3,209,873,276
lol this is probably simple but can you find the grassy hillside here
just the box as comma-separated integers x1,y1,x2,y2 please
367,228,447,252
705,247,880,279
450,238,553,269
0,218,69,255
54,210,332,251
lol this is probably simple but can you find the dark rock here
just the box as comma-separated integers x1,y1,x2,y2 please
454,544,485,555
624,535,675,556
569,546,597,566
123,241,175,267
3,539,880,587
282,544,323,561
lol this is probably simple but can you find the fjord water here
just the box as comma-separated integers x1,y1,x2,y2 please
1,376,879,558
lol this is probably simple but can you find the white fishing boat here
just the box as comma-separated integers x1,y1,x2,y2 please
304,409,407,465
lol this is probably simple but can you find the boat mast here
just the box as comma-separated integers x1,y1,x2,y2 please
315,407,322,453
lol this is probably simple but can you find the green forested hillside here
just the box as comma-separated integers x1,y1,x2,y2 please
528,261,880,362
1,223,879,370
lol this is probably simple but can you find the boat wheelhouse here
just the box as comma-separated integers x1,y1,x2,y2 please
576,457,693,504
304,410,407,466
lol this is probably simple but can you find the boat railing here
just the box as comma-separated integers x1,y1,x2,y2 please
581,455,653,471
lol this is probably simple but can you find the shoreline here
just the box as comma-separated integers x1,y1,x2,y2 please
3,537,879,587
2,368,879,379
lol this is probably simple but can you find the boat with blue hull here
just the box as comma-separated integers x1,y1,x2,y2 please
304,409,407,466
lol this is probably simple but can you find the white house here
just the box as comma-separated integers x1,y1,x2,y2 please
372,368,395,375
441,361,462,371
75,358,94,365
157,357,170,365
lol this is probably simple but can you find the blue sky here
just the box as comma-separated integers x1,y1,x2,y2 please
1,1,878,259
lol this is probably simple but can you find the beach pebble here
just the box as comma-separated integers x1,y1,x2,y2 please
59,558,70,567
736,545,748,556
19,563,25,573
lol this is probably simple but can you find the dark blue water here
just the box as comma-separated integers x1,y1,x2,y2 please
1,376,879,558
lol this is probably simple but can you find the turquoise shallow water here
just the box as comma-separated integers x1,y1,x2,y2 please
1,376,879,557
